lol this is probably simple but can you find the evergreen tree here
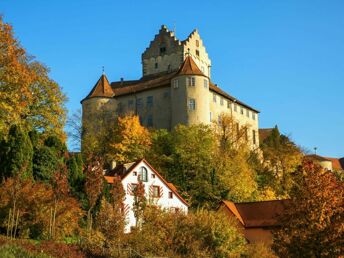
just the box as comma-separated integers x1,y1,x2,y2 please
0,125,33,179
33,146,59,182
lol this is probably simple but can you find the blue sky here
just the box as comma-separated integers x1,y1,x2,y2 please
1,1,343,157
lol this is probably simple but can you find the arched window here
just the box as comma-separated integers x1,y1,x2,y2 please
139,167,148,182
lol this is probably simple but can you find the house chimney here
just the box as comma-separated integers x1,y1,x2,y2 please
111,160,117,170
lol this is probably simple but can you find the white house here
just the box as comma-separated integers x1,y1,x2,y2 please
104,159,189,232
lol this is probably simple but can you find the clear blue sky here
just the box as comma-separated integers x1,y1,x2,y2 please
1,1,343,157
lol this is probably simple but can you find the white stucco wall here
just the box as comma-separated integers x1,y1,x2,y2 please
121,160,188,232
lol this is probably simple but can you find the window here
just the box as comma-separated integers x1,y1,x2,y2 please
220,98,224,106
160,47,166,54
117,102,123,114
213,93,216,103
163,91,170,98
173,79,179,89
253,130,256,145
204,79,208,88
155,62,158,69
201,66,205,73
196,40,199,47
130,183,138,195
133,171,137,176
196,50,200,56
152,186,160,198
128,99,134,109
252,112,256,120
136,98,143,109
246,109,250,118
147,96,153,108
240,107,244,115
234,103,237,112
210,112,212,122
151,174,156,179
227,101,231,109
189,98,196,110
168,191,173,199
147,114,153,127
138,167,148,182
188,77,195,86
191,77,195,86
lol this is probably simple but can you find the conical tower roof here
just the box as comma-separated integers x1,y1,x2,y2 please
175,55,206,77
84,74,114,100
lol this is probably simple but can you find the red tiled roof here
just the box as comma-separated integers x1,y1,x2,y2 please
82,66,259,113
83,74,113,101
305,154,331,162
104,159,189,207
221,199,290,228
175,55,205,77
324,157,344,171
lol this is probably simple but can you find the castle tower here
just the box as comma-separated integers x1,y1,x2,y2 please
170,55,210,128
81,74,116,141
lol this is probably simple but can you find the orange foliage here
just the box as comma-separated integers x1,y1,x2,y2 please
109,115,151,163
273,160,344,257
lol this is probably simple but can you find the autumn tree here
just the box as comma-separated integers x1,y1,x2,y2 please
260,126,303,197
108,114,151,164
0,16,66,139
84,156,104,233
213,113,258,202
129,208,247,258
273,160,344,257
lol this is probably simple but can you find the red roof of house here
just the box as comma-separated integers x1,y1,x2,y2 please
104,159,189,207
324,157,344,171
221,199,290,228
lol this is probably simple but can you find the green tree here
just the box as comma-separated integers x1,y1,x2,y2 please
0,125,33,180
273,160,344,257
32,146,59,182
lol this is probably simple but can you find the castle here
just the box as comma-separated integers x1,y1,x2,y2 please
81,25,260,147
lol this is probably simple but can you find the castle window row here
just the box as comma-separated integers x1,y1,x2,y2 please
212,93,257,121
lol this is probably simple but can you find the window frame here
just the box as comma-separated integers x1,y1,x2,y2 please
152,185,160,198
188,98,196,111
138,167,148,182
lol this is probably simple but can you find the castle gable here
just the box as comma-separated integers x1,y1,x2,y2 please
142,25,182,59
182,29,211,77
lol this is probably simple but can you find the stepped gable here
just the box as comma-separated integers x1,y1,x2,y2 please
175,55,205,77
142,25,181,59
182,29,210,60
82,74,113,102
